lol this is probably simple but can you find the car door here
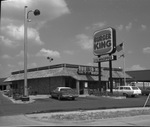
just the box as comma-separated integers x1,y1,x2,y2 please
119,86,124,95
123,87,129,95
126,87,132,96
123,87,132,96
52,88,59,98
114,87,119,95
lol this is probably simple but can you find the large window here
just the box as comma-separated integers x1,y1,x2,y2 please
65,77,76,89
11,84,18,89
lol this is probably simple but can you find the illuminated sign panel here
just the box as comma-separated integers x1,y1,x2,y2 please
93,55,117,63
77,66,99,75
93,28,116,56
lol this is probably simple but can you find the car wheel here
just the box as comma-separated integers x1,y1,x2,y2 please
51,95,54,98
72,97,75,100
58,95,62,100
123,93,128,97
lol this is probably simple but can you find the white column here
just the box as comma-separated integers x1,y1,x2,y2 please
76,80,80,95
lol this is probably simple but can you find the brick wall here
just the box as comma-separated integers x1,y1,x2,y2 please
12,76,66,95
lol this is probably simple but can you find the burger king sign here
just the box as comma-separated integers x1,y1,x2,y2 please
93,27,116,56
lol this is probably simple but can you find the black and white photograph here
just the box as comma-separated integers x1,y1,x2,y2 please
0,0,150,126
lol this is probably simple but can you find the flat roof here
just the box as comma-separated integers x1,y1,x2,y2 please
126,70,150,82
5,63,131,82
11,63,123,75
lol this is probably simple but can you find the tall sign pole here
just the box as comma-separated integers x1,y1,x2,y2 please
93,27,116,93
123,43,126,85
109,54,113,93
98,55,101,92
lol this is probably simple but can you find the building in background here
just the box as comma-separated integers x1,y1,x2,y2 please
126,70,150,88
4,63,131,95
0,78,12,90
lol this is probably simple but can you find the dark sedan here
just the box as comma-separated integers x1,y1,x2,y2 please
50,87,78,100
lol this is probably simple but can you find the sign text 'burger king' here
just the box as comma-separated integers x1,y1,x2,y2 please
93,28,116,56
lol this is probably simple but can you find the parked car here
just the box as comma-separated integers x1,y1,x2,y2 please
50,87,78,100
107,86,141,97
141,87,150,96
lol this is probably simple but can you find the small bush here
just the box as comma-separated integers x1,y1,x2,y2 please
13,93,22,100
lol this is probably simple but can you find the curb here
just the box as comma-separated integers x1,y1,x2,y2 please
26,107,150,122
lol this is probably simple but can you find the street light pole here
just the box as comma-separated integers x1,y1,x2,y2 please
0,0,7,28
23,6,40,101
24,6,28,98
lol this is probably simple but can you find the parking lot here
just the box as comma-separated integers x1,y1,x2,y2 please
0,91,150,116
33,95,150,112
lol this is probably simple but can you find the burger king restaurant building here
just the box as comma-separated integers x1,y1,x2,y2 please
4,63,131,95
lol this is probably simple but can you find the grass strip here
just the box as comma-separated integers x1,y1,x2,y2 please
48,109,150,121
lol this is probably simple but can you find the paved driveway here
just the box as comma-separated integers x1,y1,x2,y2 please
0,91,150,116
1,91,150,126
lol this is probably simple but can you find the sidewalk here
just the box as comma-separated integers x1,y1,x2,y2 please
2,93,50,104
26,106,150,120
1,113,150,126
25,107,150,126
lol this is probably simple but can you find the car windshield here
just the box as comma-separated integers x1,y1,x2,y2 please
132,86,139,90
60,88,72,92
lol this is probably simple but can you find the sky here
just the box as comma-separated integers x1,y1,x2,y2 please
0,0,150,78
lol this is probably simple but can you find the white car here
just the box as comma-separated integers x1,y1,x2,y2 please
113,86,141,97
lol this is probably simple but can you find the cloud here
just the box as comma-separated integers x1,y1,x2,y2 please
2,0,70,22
18,61,37,68
28,63,37,68
128,65,146,71
8,64,15,68
76,34,93,50
63,50,74,55
18,61,24,67
117,24,123,31
0,35,19,47
127,50,133,54
1,0,70,49
86,21,106,30
1,24,44,47
141,24,147,31
0,64,2,69
116,23,133,31
2,54,12,59
36,48,60,58
16,50,30,57
117,23,147,31
16,50,24,57
143,47,150,54
93,22,106,28
125,22,132,31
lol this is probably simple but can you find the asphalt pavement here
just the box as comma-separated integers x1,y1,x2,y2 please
1,91,150,126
